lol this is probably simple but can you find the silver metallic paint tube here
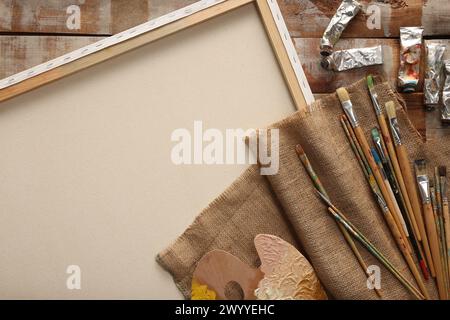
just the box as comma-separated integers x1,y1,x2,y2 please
424,43,446,109
442,60,450,122
398,27,424,93
320,0,362,56
321,45,383,71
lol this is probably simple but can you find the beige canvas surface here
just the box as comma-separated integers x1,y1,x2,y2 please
0,3,298,299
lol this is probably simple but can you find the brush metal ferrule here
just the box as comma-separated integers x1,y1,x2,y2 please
417,175,430,204
369,88,382,115
373,134,387,163
441,177,448,200
389,117,402,146
342,100,359,127
375,191,389,213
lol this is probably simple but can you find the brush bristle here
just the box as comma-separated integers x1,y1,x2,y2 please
439,166,447,177
371,127,380,138
336,88,350,103
295,144,305,156
367,75,374,89
414,159,427,175
385,101,396,119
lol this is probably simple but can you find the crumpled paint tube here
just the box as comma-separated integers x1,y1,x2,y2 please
321,45,383,72
398,27,424,93
424,43,446,109
320,0,362,56
442,60,450,122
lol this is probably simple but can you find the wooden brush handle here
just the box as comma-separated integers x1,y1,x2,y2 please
396,144,436,276
354,127,404,238
384,205,430,299
423,202,446,299
443,202,450,280
379,115,422,241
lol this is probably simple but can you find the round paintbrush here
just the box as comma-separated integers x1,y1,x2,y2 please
385,101,436,278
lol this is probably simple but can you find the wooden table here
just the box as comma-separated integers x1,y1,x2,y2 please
1,0,449,138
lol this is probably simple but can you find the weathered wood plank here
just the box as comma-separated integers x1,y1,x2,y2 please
111,0,149,34
1,1,449,37
401,92,426,138
148,0,198,19
0,0,111,34
280,0,450,38
0,36,102,79
296,37,400,93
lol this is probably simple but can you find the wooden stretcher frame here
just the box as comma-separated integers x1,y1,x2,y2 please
0,0,312,113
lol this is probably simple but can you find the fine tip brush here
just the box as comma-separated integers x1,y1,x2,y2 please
439,166,450,289
336,89,405,251
314,189,425,300
374,126,430,278
415,160,446,299
295,144,383,298
340,116,429,299
385,101,436,278
370,91,422,252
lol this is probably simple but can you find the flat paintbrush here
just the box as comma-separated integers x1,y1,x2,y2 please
439,166,450,290
340,116,429,298
367,76,421,242
315,191,425,300
385,101,436,277
434,168,449,297
295,144,382,298
430,174,448,300
372,127,429,278
336,89,405,245
371,146,410,247
415,160,446,299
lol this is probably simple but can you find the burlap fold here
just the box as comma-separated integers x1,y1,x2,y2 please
157,78,444,300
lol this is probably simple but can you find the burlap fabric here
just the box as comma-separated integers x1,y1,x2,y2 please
157,78,445,299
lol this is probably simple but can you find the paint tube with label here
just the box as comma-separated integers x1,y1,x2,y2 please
321,45,383,71
424,43,446,109
398,27,424,93
320,0,362,56
442,60,450,123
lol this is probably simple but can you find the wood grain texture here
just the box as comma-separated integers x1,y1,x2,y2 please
297,38,399,93
279,0,450,38
148,0,198,19
0,35,102,79
111,0,149,34
1,1,449,37
0,0,111,34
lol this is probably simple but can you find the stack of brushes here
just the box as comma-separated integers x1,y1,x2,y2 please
334,75,450,300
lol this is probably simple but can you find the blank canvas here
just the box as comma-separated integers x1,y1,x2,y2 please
0,3,296,298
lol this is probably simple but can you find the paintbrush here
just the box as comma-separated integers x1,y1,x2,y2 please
439,166,450,291
371,146,410,245
415,160,446,299
340,117,429,298
434,168,449,297
295,144,382,298
367,77,421,242
336,89,404,241
431,182,449,299
435,168,450,299
368,75,419,237
315,190,425,300
372,128,429,278
385,101,436,277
